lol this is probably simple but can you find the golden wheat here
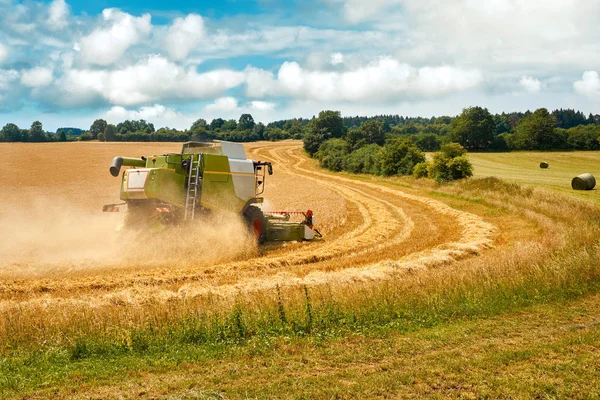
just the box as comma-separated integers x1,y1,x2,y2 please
0,140,592,349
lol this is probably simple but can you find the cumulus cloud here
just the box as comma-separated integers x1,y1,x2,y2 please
246,57,483,102
322,0,600,73
3,0,600,120
402,0,596,41
0,69,19,107
21,67,53,87
574,71,600,98
341,0,600,42
164,13,205,60
330,52,344,65
0,44,7,64
57,55,245,106
244,66,278,98
0,69,19,90
204,97,238,112
78,9,151,66
47,0,69,30
519,76,542,93
105,104,181,121
250,101,275,111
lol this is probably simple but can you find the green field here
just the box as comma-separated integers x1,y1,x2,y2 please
469,151,600,202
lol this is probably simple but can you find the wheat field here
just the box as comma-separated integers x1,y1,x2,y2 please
0,141,496,315
0,141,592,340
2,141,600,398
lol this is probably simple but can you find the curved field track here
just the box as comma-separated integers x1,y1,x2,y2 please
3,140,585,340
0,142,495,305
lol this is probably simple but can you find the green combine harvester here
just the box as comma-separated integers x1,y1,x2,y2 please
103,141,320,243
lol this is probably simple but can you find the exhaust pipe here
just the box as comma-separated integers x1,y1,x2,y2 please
109,156,146,177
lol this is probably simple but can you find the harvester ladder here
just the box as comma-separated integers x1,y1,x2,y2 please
184,155,201,221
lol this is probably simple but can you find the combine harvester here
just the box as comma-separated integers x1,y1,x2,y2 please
103,141,320,243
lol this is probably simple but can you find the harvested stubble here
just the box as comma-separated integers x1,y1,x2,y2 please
571,173,596,190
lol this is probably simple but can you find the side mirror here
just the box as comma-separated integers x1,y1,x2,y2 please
268,164,273,175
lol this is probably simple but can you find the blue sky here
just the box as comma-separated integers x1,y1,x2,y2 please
1,0,600,131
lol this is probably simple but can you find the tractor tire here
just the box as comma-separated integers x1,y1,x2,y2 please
245,205,267,244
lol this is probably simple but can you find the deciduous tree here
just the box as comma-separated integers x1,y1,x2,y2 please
1,123,22,142
513,108,560,150
380,139,425,176
104,124,116,141
29,121,46,142
303,110,346,155
346,120,386,151
89,119,107,140
238,114,255,131
450,107,495,151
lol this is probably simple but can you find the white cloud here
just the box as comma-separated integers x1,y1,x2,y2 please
0,69,19,106
164,13,205,60
244,66,278,98
105,104,182,122
58,55,245,106
186,25,390,62
0,44,7,64
574,71,600,98
327,0,402,23
21,67,53,87
519,76,542,93
246,57,483,102
4,0,600,118
327,0,600,73
204,97,238,112
250,101,275,111
78,9,151,66
0,69,19,90
47,0,69,30
428,0,588,41
330,52,344,65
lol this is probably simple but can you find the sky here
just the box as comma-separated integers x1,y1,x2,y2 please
1,0,600,132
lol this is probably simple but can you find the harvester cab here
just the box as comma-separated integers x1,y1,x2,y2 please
103,141,320,243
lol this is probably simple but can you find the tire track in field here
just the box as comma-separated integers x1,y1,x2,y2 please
286,144,495,255
2,143,415,298
250,144,415,260
257,142,474,266
171,143,497,298
0,142,495,308
58,141,476,302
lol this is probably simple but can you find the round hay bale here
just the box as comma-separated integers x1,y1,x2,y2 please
540,161,549,169
571,173,596,190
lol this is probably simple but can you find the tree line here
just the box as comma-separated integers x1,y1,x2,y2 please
447,107,600,152
0,113,308,143
1,108,599,153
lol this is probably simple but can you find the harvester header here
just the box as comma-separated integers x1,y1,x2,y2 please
103,141,320,243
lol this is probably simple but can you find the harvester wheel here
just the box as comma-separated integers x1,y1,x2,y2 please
245,206,267,244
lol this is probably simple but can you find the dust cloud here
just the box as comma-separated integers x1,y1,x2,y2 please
0,197,256,279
